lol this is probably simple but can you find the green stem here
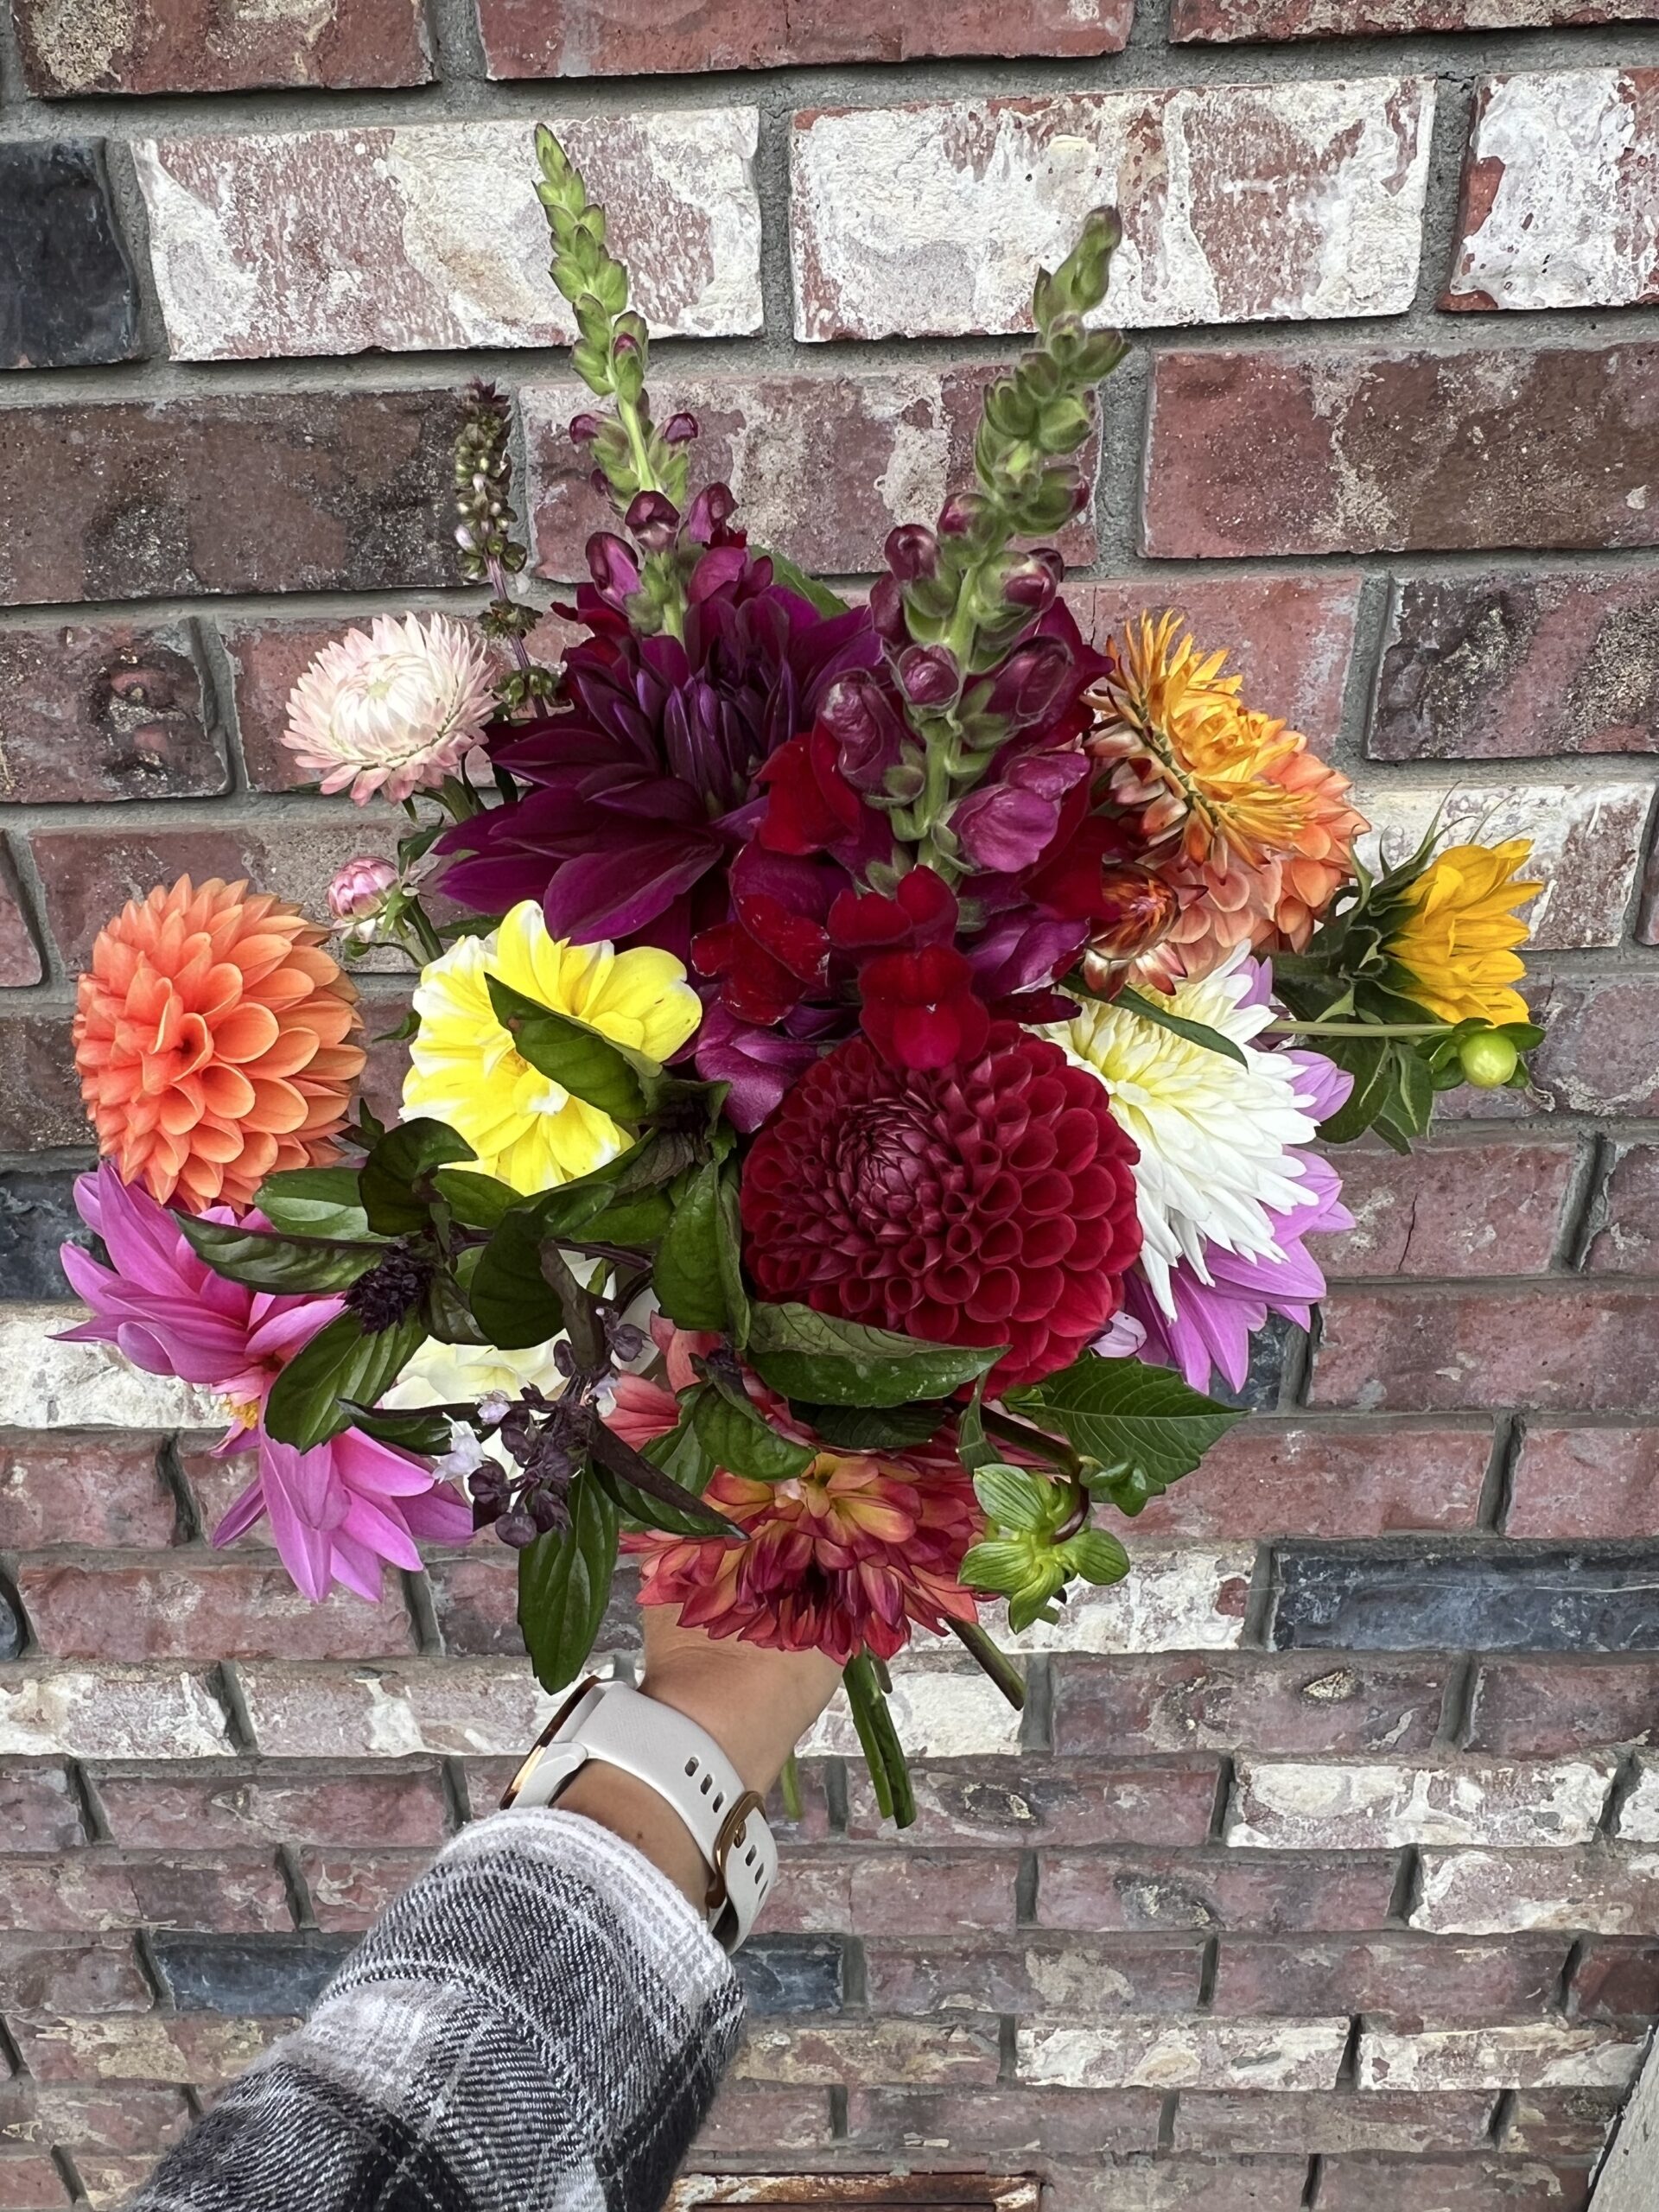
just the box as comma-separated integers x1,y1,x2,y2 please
842,1651,915,1828
1263,1019,1451,1039
949,1618,1027,1713
982,1404,1083,1477
779,1751,804,1825
403,899,444,965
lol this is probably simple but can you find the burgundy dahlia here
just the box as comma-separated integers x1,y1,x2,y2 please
741,1025,1141,1389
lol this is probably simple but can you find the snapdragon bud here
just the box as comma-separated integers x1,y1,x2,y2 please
885,522,938,582
626,489,681,552
896,643,962,708
662,411,700,445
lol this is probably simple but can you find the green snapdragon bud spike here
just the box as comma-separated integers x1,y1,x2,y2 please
452,379,556,712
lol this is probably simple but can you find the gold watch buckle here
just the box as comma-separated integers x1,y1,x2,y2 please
705,1789,766,1919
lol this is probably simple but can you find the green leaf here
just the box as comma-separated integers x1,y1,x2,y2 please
1065,1528,1131,1586
421,1267,488,1346
1113,985,1248,1068
1393,1043,1436,1137
253,1166,376,1242
263,1313,426,1451
747,1302,1003,1408
692,1380,815,1482
469,1206,564,1350
434,1169,520,1230
1010,1352,1242,1507
954,1384,999,1475
588,1416,743,1537
715,1165,751,1348
788,1400,953,1452
360,1119,475,1236
486,976,649,1123
517,1469,620,1694
755,549,852,620
340,1401,455,1456
575,1189,673,1251
175,1215,383,1294
1318,1037,1391,1145
652,1161,731,1332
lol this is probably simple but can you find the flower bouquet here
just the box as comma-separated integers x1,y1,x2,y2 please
60,133,1544,1823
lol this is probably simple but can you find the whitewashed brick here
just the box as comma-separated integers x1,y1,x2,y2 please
1359,2023,1643,2093
135,112,760,361
1448,69,1659,312
237,1661,556,1758
1020,2018,1349,2092
1227,1758,1614,1850
1413,1849,1659,1936
997,1546,1254,1655
801,1661,1023,1759
1357,779,1655,950
790,84,1433,340
1617,1759,1659,1841
0,1664,232,1758
0,1306,219,1431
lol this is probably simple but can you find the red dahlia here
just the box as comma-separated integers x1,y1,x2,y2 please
741,1024,1141,1389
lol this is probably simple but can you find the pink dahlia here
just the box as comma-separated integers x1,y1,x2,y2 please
611,1362,981,1667
283,613,497,805
59,1163,471,1600
741,1025,1142,1390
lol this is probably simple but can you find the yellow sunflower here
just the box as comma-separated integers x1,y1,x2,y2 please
1384,839,1541,1027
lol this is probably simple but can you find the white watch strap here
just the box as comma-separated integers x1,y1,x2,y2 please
501,1678,777,1951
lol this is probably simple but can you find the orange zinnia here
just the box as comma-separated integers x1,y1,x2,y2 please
73,876,365,1213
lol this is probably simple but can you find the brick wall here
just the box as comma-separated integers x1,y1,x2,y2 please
3,0,1659,2207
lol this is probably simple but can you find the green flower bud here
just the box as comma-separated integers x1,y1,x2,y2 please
1458,1030,1521,1089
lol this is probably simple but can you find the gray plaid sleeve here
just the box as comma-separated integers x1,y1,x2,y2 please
125,1809,746,2212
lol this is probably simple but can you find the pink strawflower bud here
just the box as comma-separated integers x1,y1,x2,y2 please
282,613,497,808
327,855,398,944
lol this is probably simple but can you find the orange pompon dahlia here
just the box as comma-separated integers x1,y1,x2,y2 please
73,877,366,1213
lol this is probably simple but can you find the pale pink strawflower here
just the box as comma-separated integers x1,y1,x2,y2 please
283,613,497,806
328,855,399,944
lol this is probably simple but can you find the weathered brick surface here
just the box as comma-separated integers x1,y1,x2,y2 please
1226,1757,1613,1850
0,143,139,372
0,1437,175,1553
791,86,1433,340
1573,1940,1659,2019
1317,2162,1595,2212
863,1935,1204,2018
1,1769,82,1852
734,2016,1001,2086
0,394,465,607
1524,975,1659,1115
1467,1657,1659,1751
1586,1145,1659,1272
1049,1653,1448,1757
0,1665,232,1759
0,1853,292,1935
523,369,1097,582
1035,1849,1400,1932
843,1759,1220,1846
1320,1140,1578,1276
1128,1424,1489,1539
1142,346,1659,557
1019,2016,1350,2091
997,1545,1254,1653
12,0,431,94
1370,570,1659,762
0,2082,191,2155
696,2084,836,2154
475,0,1135,75
136,117,760,362
1173,2090,1495,2154
16,1561,418,1662
1506,1427,1659,1538
0,622,226,804
844,2083,1162,2154
1413,1848,1659,1935
91,1764,450,1849
0,850,43,988
1173,0,1655,31
1506,2088,1627,2158
1358,2022,1642,2091
1310,1287,1659,1413
0,2154,68,2210
1449,70,1659,312
1272,1544,1659,1653
1212,1934,1564,2020
297,1847,439,1931
0,1935,152,2019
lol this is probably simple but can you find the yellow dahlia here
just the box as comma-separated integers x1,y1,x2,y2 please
402,900,701,1193
1384,839,1541,1027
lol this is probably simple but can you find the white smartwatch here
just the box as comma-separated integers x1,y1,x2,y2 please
500,1675,777,1951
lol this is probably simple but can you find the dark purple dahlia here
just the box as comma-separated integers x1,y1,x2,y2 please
435,540,878,953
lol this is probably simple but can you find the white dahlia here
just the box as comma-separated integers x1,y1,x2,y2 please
1054,946,1325,1315
282,612,497,805
382,1335,569,1476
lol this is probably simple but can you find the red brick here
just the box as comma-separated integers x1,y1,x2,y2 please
92,1765,450,1850
1526,976,1659,1116
0,1854,291,1935
846,1851,1020,1936
846,2086,1163,2157
1321,1141,1578,1278
1135,1425,1490,1541
1309,1287,1659,1414
1077,575,1360,756
1370,572,1659,762
17,1561,416,1664
1172,0,1650,34
1469,1660,1659,1754
1210,1936,1565,2021
524,368,1096,583
1142,346,1659,558
1043,2158,1308,2211
234,1659,547,1759
0,621,225,804
1316,2160,1591,2212
64,2160,160,2208
426,1553,643,1661
0,2082,191,2156
0,1768,81,1852
0,393,466,608
1506,1427,1659,1539
1448,72,1659,315
298,1847,437,1931
1035,1850,1398,1933
1412,1848,1659,1936
175,1444,269,1547
0,1015,87,1154
476,0,1132,75
867,1933,1203,2018
1506,2089,1625,2159
791,86,1431,340
135,118,759,363
1051,1655,1447,1759
845,1760,1219,1847
0,1935,150,2019
1587,1146,1659,1272
13,0,429,94
29,817,411,972
760,1853,856,1936
0,846,42,988
694,2087,835,2156
1572,1939,1659,2019
1173,2092,1495,2155
15,2012,292,2088
0,2157,67,2211
0,1436,176,1552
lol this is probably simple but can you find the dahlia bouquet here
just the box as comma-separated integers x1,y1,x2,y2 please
59,134,1544,1821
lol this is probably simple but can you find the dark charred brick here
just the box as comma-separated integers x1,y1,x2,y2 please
1272,1544,1659,1654
0,142,139,372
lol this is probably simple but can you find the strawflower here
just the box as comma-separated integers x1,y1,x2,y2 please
402,899,701,1193
73,876,365,1214
283,613,497,805
1384,838,1541,1027
1057,948,1332,1319
327,855,399,945
610,1363,981,1666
